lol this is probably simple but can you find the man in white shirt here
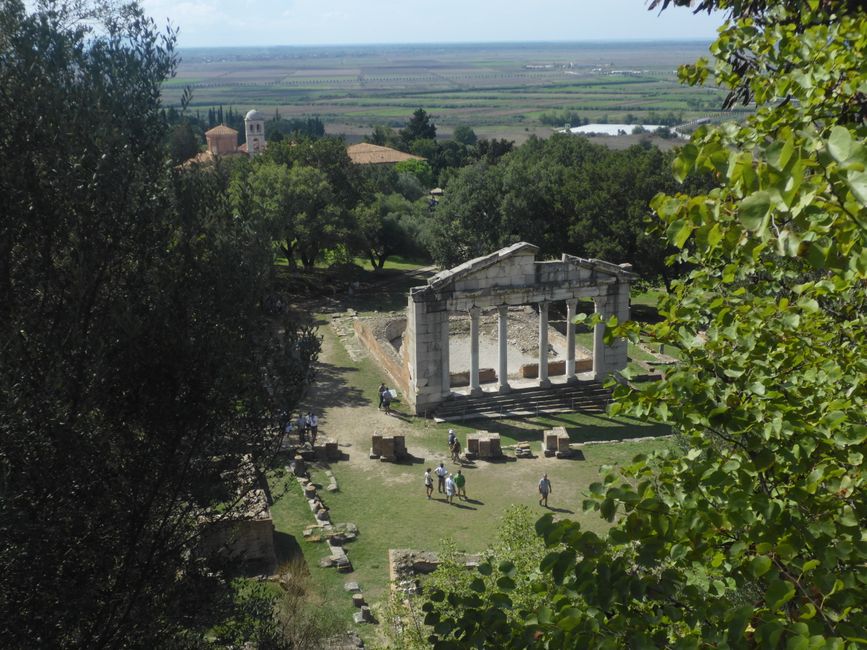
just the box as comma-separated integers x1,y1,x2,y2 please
435,463,448,494
445,473,456,505
309,412,319,443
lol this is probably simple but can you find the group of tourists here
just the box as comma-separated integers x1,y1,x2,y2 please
284,411,319,444
423,459,554,509
425,462,466,504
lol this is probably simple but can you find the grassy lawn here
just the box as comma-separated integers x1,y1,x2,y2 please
268,436,673,642
265,312,673,644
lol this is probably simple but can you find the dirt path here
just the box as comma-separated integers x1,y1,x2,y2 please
301,322,434,469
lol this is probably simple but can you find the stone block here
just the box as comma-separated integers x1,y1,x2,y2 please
466,434,480,455
478,437,491,457
344,581,360,592
543,430,559,452
379,436,396,461
325,440,339,460
371,433,383,457
557,433,571,453
352,593,365,607
360,606,372,621
353,612,366,625
488,434,502,457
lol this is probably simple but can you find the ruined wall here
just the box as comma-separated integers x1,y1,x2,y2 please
198,489,276,572
353,317,411,399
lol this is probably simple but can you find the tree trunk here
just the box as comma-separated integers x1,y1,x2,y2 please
281,243,297,269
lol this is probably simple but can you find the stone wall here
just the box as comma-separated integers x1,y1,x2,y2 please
198,489,276,572
353,317,411,399
519,358,593,378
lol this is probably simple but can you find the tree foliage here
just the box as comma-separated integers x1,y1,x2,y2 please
428,135,688,284
423,2,866,647
401,108,437,146
0,2,319,646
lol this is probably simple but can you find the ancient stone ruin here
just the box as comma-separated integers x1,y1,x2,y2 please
404,242,636,414
369,432,408,461
465,431,503,460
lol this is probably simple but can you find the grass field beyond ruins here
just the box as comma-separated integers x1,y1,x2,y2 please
267,278,674,643
164,41,729,144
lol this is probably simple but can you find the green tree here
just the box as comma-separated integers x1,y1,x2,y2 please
452,125,478,146
352,192,418,269
400,108,437,146
395,158,434,189
0,3,319,646
424,2,867,647
426,160,506,265
168,120,200,164
366,124,401,148
240,161,347,269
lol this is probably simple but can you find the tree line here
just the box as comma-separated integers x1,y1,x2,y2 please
0,2,320,647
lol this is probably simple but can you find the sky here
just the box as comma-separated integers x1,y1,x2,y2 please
139,0,726,48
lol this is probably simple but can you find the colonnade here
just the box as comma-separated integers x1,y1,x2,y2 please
464,297,610,394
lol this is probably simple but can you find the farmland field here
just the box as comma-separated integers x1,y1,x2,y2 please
163,41,735,144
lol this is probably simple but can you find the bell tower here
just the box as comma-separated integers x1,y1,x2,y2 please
244,109,266,157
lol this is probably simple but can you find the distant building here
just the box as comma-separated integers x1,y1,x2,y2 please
243,109,266,157
347,143,424,165
186,109,267,164
205,124,240,156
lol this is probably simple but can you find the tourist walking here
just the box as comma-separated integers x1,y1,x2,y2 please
424,468,433,499
451,438,462,463
296,413,306,443
454,469,466,500
309,412,319,444
538,473,552,507
378,383,387,410
381,387,393,415
435,462,447,494
445,473,456,505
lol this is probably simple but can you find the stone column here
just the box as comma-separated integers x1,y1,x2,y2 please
441,313,451,397
592,295,608,381
497,305,511,393
537,301,551,387
565,300,577,383
469,306,482,396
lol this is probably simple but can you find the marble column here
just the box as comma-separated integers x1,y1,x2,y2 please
469,306,482,396
441,313,451,397
497,305,511,393
565,300,578,383
592,295,608,381
537,301,551,387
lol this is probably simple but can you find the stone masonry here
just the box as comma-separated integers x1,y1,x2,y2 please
404,242,636,414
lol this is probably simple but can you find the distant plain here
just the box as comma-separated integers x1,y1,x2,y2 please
162,41,736,144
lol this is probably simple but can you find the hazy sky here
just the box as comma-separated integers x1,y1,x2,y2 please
140,0,726,48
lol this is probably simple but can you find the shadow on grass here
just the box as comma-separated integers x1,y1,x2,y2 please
394,454,426,465
546,505,575,514
307,361,368,409
274,530,305,565
450,502,478,511
459,415,670,447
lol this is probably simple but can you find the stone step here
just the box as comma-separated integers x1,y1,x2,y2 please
433,380,611,422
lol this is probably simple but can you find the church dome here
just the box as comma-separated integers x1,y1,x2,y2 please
245,109,265,121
